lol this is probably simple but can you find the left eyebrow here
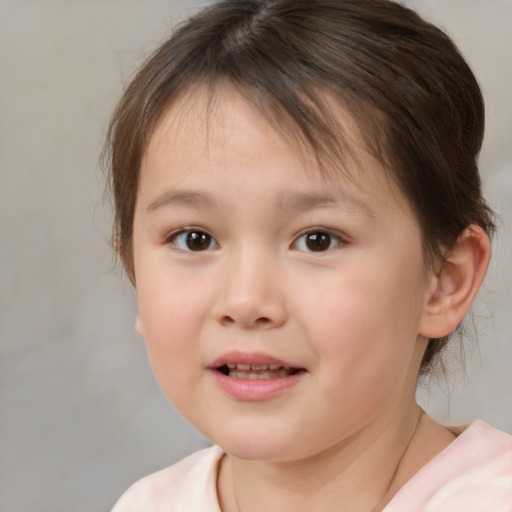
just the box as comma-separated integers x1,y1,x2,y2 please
147,189,219,212
278,191,374,218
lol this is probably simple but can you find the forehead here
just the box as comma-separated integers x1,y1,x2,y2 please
140,84,406,214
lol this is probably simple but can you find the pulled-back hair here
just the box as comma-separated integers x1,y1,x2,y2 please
105,0,495,372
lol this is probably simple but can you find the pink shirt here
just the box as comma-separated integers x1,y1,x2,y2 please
112,420,512,511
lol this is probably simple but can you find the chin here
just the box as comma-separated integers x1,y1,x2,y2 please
209,426,319,462
191,418,293,460
225,443,296,462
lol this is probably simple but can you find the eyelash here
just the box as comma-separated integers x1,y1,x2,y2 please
165,227,346,253
166,228,219,252
292,229,345,253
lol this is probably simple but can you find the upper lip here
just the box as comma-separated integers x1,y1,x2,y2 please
208,351,304,370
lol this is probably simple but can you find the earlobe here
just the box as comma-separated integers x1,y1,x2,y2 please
419,225,491,339
135,313,145,338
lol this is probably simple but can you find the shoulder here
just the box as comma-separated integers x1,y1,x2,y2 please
111,445,224,512
386,420,512,512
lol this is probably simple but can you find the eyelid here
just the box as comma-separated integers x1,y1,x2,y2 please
165,226,219,252
291,228,347,252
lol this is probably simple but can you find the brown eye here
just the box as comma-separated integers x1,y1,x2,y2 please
306,232,331,251
171,230,218,252
293,230,340,252
186,231,211,250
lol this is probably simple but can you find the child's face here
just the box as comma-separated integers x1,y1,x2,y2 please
132,86,433,461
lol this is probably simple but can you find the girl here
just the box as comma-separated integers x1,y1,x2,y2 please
107,0,512,510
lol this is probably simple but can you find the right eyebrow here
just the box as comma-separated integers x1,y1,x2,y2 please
146,189,218,212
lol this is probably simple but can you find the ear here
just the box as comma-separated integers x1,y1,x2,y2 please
419,225,491,339
135,313,145,338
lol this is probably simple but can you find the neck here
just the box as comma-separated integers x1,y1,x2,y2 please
219,403,428,512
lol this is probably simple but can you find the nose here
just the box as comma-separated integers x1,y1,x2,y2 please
213,250,287,329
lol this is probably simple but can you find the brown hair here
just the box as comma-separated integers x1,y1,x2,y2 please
105,0,495,372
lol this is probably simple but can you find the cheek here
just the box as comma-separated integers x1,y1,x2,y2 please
298,256,426,389
136,252,210,337
297,286,422,436
303,270,422,345
135,270,210,394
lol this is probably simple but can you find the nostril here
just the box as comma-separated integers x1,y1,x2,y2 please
219,314,272,328
220,315,236,326
242,316,273,328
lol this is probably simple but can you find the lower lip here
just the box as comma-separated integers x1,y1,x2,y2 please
209,369,305,401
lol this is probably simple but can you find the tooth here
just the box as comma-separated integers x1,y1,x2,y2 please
251,364,268,371
227,367,299,379
269,364,280,370
227,363,236,369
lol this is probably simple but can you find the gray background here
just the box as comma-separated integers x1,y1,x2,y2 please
1,1,510,511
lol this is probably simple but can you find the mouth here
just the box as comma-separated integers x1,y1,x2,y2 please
208,352,306,400
216,363,303,380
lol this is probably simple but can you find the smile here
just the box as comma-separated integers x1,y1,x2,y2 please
217,363,301,379
208,352,306,401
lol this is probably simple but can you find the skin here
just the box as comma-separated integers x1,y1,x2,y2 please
131,85,488,511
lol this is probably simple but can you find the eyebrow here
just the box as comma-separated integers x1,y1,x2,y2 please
147,189,218,212
147,188,374,217
278,191,374,217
